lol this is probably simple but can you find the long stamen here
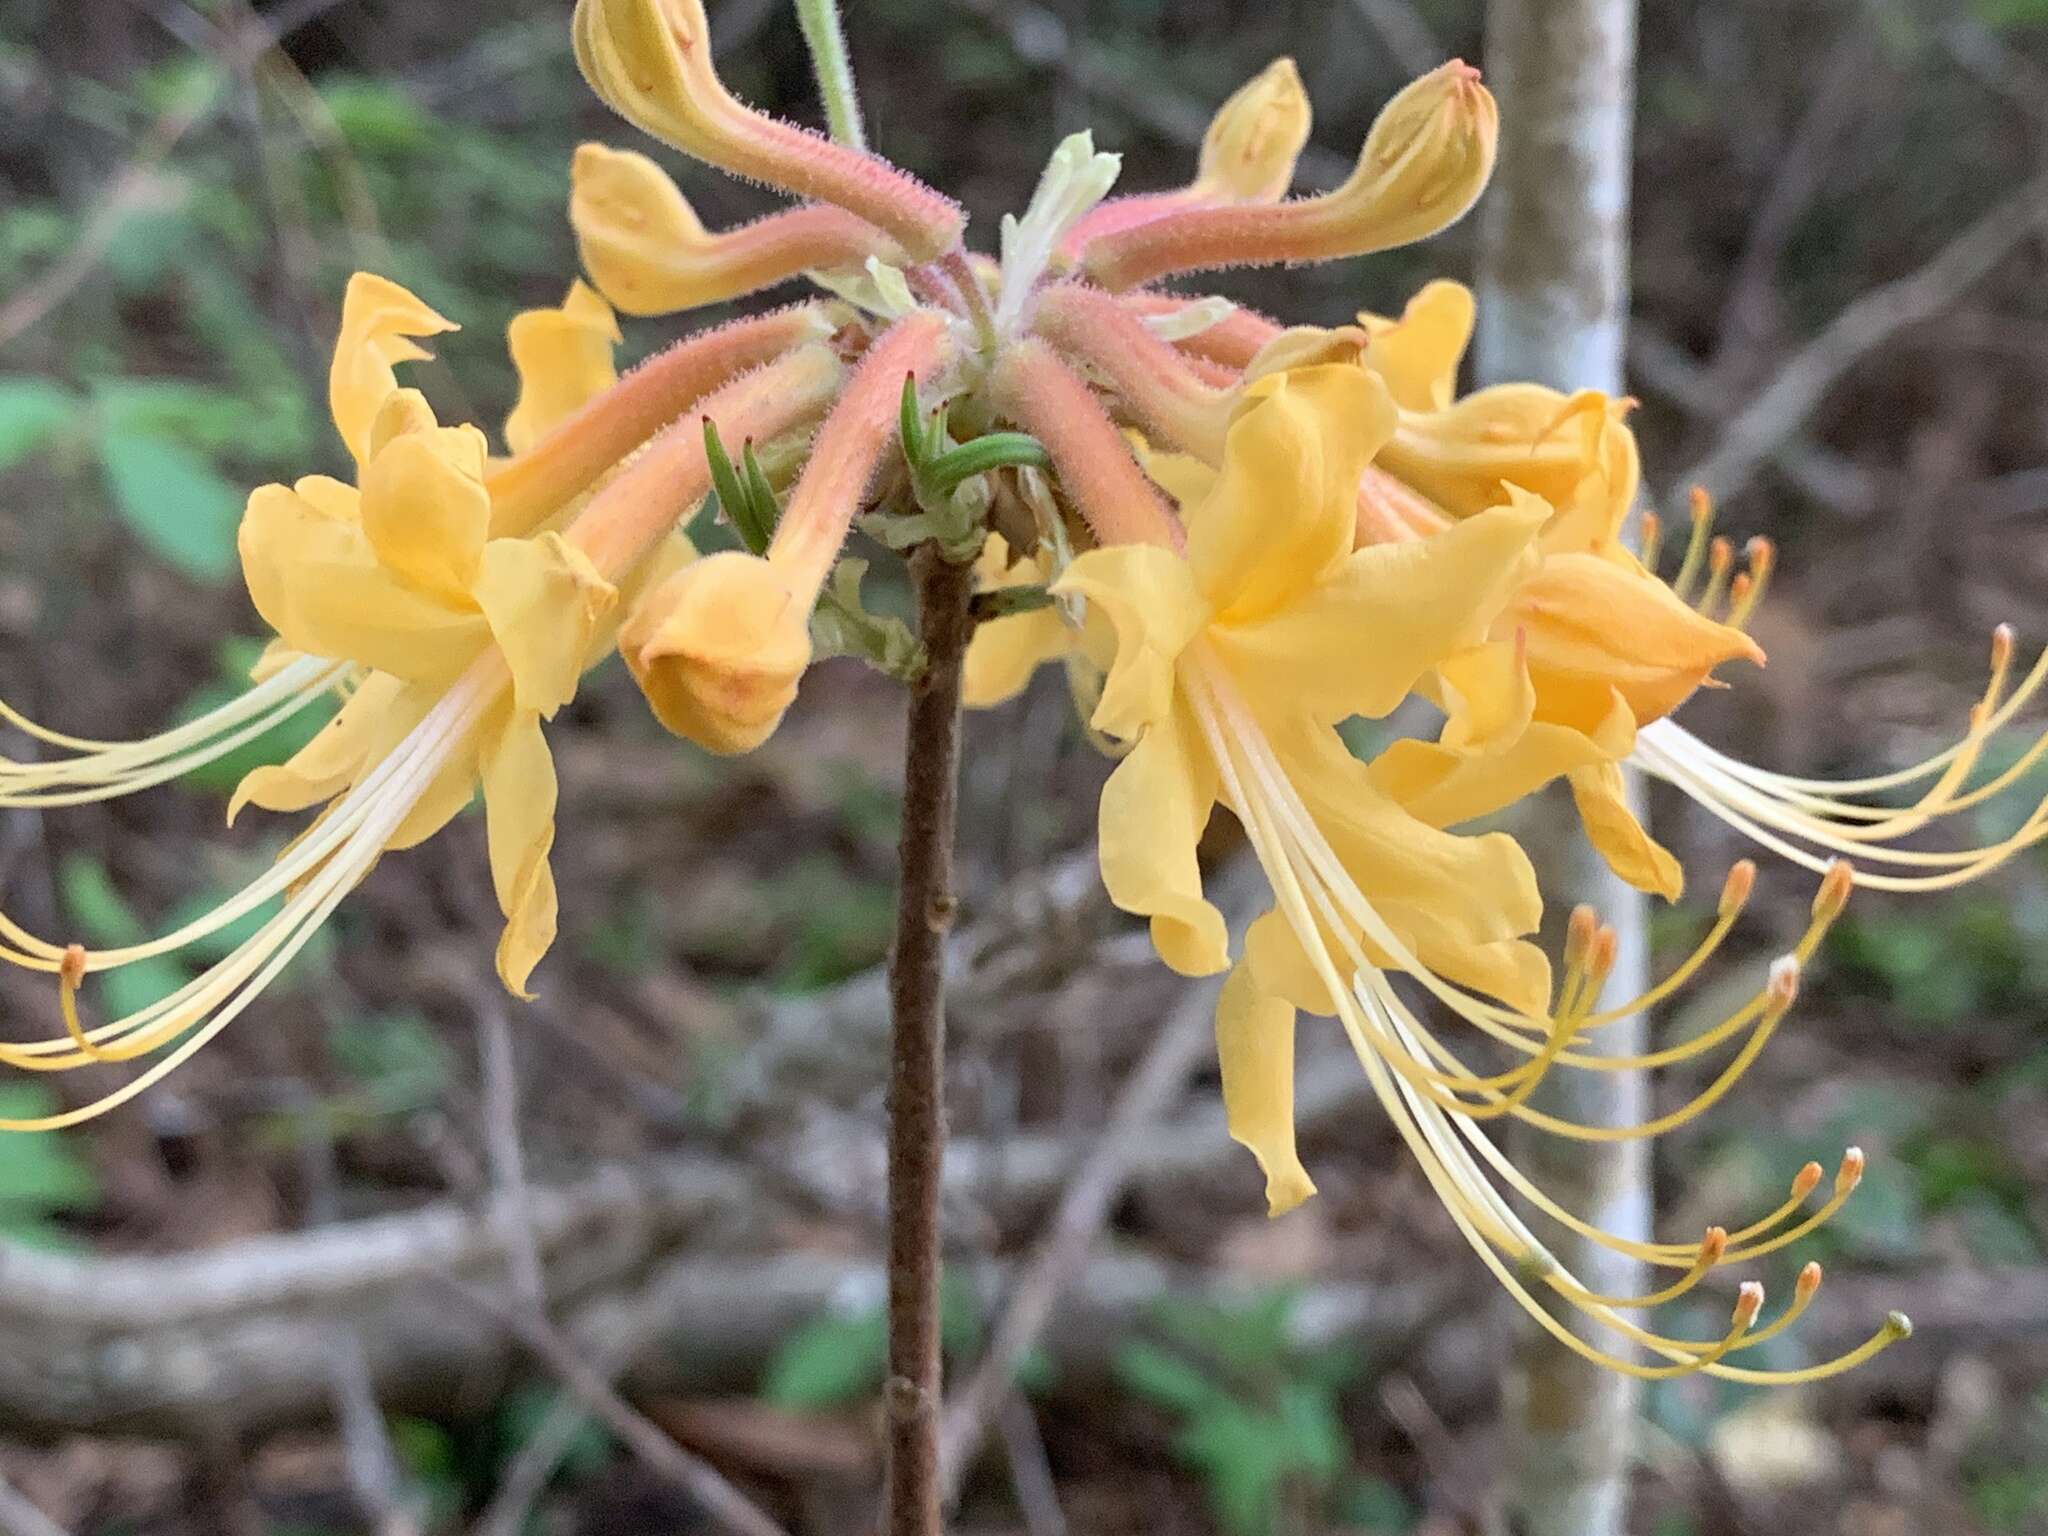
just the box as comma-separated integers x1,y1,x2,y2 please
0,657,352,809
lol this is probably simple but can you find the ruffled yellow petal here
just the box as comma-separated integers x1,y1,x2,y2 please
1216,962,1316,1215
1377,383,1614,523
227,672,408,825
504,281,622,457
358,427,493,606
1187,364,1393,625
1358,278,1474,412
1210,496,1543,725
1378,899,1553,1016
1509,550,1765,730
1098,702,1227,976
473,532,619,718
1052,543,1205,740
962,536,1072,709
1570,760,1684,900
622,549,811,754
481,708,560,998
570,142,715,317
330,272,457,472
239,483,491,685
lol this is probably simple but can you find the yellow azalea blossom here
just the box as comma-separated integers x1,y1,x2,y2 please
0,271,754,1127
1053,363,1551,1197
994,336,1902,1385
1334,283,1762,897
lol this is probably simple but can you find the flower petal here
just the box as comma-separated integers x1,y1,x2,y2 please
1052,543,1205,740
1358,278,1474,412
359,428,493,606
227,672,409,825
473,532,619,718
504,281,623,457
1210,494,1544,724
1098,703,1227,976
1570,760,1684,900
240,483,491,684
1509,550,1765,730
330,272,457,472
1216,961,1317,1215
481,709,560,998
1185,364,1393,625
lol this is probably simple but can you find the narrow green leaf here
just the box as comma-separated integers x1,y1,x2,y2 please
899,373,925,468
96,429,242,582
703,418,766,555
740,440,781,537
922,432,1052,497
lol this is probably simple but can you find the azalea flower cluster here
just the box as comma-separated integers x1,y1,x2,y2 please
5,0,2043,1381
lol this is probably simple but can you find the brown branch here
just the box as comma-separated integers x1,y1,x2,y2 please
448,1281,792,1536
883,545,979,1536
935,857,1263,1499
1669,169,2048,510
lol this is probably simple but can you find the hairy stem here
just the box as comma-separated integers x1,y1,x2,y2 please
793,0,866,150
883,544,977,1536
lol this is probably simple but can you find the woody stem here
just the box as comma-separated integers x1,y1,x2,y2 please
883,543,977,1536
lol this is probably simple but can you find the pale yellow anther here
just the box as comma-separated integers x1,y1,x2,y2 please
1719,858,1757,917
1564,903,1598,967
1588,925,1619,982
1813,859,1855,924
1790,1161,1825,1201
1194,57,1313,204
1732,1280,1766,1327
1837,1147,1866,1195
1765,955,1800,1010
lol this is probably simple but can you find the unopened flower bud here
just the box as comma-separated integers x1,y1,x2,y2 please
1194,57,1312,204
1080,60,1497,290
571,143,895,317
621,550,812,754
572,0,961,258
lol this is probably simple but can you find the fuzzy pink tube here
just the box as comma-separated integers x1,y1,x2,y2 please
987,340,1182,551
487,304,838,536
768,310,954,600
1033,284,1236,462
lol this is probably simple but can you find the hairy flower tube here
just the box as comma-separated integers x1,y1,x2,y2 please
12,4,2040,1389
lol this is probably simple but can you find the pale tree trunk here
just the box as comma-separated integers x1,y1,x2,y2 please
1473,3,1649,1535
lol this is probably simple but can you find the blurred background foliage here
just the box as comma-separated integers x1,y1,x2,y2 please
2,0,2048,1532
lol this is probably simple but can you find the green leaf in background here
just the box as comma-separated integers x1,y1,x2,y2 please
0,378,81,472
172,638,340,796
95,429,243,583
759,1303,888,1411
0,1085,101,1252
58,853,192,1025
328,1012,455,1116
